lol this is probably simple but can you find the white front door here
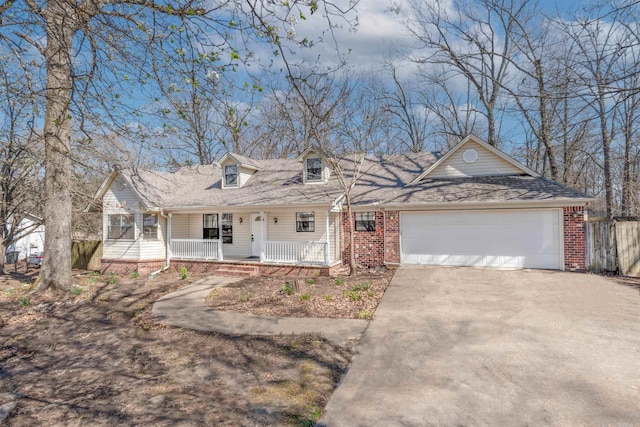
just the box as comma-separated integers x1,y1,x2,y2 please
250,213,264,257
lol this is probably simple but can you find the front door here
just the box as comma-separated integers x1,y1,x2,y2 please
250,213,264,257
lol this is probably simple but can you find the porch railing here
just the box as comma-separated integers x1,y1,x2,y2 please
264,240,329,265
171,239,222,260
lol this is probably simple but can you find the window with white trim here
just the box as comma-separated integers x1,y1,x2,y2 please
296,212,315,232
355,212,376,232
305,158,322,182
221,213,233,244
143,214,159,240
203,214,219,239
224,164,238,187
108,214,135,240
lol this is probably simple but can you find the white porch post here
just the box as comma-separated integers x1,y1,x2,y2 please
167,213,172,266
259,210,265,262
325,210,330,266
218,211,223,260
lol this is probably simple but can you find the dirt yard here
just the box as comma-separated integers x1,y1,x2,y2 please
204,269,394,319
0,268,356,426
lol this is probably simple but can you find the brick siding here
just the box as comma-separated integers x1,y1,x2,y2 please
563,206,586,271
340,210,399,268
101,259,166,276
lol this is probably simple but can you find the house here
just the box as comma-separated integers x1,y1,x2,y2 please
87,135,593,276
6,213,45,263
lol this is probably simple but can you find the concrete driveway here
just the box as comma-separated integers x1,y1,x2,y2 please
320,266,640,426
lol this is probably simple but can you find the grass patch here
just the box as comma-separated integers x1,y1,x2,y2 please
355,309,374,320
323,295,333,302
305,278,316,285
70,286,83,296
343,290,362,302
281,282,295,296
299,293,311,301
333,278,344,287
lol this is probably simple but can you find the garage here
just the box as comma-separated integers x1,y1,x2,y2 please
400,209,563,269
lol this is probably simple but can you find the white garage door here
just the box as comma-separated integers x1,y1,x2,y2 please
401,210,562,269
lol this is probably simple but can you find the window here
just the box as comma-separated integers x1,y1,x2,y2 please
203,214,219,239
306,158,322,181
108,214,134,240
143,214,159,240
224,164,238,187
221,213,233,244
355,212,376,232
296,212,315,232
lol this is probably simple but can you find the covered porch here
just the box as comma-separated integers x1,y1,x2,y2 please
165,208,341,268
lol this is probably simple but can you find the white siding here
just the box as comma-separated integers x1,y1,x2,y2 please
223,213,251,257
239,167,254,187
429,140,522,178
140,215,166,260
171,214,190,239
103,176,140,260
267,209,337,262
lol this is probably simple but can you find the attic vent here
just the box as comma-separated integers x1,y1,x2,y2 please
463,149,478,164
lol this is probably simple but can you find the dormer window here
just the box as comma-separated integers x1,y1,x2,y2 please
306,158,322,182
224,164,238,187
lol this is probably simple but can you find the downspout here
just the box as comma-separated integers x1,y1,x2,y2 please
150,210,171,278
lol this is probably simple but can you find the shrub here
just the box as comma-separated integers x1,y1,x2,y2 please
351,284,362,292
333,277,344,286
300,293,311,301
70,286,83,296
130,271,139,279
281,283,295,295
180,266,188,280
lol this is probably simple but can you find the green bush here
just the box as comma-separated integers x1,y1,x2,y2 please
300,293,311,301
130,271,139,279
70,286,83,296
333,277,344,286
281,282,295,295
180,266,188,280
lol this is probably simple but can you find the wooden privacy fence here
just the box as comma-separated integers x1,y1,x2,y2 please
72,240,103,271
586,220,640,276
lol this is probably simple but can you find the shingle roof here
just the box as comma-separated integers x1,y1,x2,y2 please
112,152,590,210
373,175,593,207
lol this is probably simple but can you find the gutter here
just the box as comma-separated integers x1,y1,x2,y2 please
150,210,171,278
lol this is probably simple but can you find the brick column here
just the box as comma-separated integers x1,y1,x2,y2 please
384,210,400,264
563,206,586,271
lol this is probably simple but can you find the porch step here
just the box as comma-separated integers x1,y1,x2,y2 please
214,265,260,277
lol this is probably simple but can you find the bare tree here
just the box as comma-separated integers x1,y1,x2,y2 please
0,62,44,273
404,0,531,147
0,0,358,291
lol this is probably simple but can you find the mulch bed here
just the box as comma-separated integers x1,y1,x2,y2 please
205,268,395,319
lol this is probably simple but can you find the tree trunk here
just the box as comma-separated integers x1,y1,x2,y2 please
346,204,356,276
0,239,6,275
38,2,75,291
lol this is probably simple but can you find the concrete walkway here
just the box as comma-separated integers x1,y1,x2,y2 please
152,276,369,345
